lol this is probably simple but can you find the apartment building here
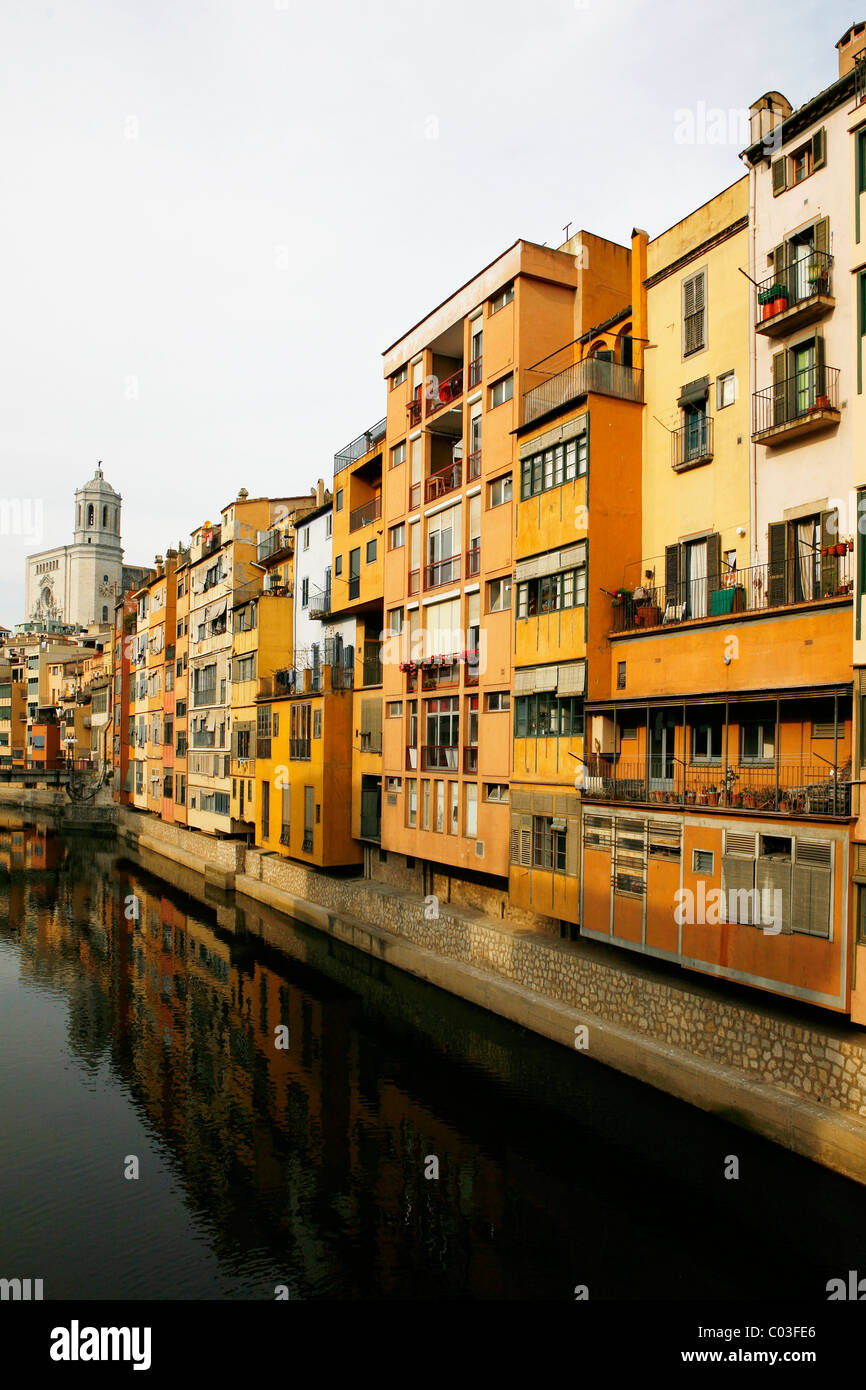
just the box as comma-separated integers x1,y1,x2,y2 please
581,173,854,1014
379,235,630,896
173,556,190,824
0,660,26,768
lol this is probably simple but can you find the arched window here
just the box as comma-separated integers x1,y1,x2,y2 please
617,322,634,368
87,504,94,527
102,506,108,528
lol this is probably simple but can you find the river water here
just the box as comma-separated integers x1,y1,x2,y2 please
1,815,865,1301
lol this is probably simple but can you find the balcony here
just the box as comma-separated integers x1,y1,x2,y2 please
671,417,713,472
466,449,481,481
582,758,851,819
309,586,331,620
467,356,482,388
424,555,461,591
290,738,311,760
333,417,386,474
463,746,478,774
755,253,834,337
257,527,294,564
279,827,291,847
427,365,464,417
407,396,422,427
523,356,644,425
610,551,853,633
421,744,459,771
349,496,382,532
408,568,420,596
425,462,462,504
752,365,840,445
403,658,462,691
466,543,481,578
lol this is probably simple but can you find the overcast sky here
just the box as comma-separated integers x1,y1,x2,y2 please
0,0,851,624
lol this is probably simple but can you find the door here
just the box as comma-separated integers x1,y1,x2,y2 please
649,712,677,790
684,538,708,618
239,779,244,818
793,342,816,417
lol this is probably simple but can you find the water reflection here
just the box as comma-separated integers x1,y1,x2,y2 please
1,816,866,1300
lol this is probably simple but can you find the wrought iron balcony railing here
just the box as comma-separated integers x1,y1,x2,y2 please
755,251,833,331
349,496,382,532
752,364,840,438
426,365,464,417
523,357,644,424
582,757,851,818
424,555,461,590
672,416,713,470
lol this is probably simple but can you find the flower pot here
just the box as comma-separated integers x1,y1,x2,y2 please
706,792,719,806
848,540,855,553
816,395,830,410
835,543,846,557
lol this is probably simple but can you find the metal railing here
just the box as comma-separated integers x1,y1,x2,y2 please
753,364,840,436
348,576,360,601
362,656,383,686
466,543,481,577
672,416,713,469
582,758,851,817
421,744,459,771
425,555,461,590
290,738,311,761
309,586,331,618
466,449,481,480
524,357,644,424
425,462,461,504
257,527,293,564
407,397,422,427
408,568,420,596
409,481,421,511
302,833,313,852
349,495,382,532
755,251,833,326
333,417,387,473
610,550,853,632
427,365,464,417
467,356,482,387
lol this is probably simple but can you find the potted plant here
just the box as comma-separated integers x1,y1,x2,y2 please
696,790,708,806
816,391,831,410
705,786,719,806
834,542,847,557
758,287,778,320
848,539,855,553
742,789,756,808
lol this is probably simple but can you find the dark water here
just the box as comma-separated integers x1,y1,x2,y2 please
2,816,866,1301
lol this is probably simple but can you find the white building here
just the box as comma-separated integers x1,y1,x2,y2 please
24,463,149,628
291,498,355,676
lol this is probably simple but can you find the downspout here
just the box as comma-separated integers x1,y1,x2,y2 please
748,158,758,568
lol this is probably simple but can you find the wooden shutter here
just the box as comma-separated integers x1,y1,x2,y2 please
566,818,580,877
772,156,787,196
757,857,792,934
820,510,839,596
722,856,756,923
706,533,722,601
814,216,829,257
814,331,826,398
792,863,831,938
771,243,786,281
771,349,787,427
360,698,382,754
812,126,826,170
665,544,681,606
767,522,787,606
519,815,532,867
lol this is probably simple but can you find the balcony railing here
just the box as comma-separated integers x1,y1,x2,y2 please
302,833,314,852
348,576,360,601
582,758,851,818
309,586,331,619
333,417,387,473
409,481,421,511
610,551,853,633
257,528,293,564
755,252,833,334
466,543,481,577
408,568,420,596
523,357,644,424
672,417,713,471
427,366,464,417
421,744,459,771
424,555,461,590
466,449,481,481
752,365,840,440
362,656,383,686
290,738,311,761
407,396,422,427
463,745,478,774
467,356,482,388
349,496,382,532
425,462,461,504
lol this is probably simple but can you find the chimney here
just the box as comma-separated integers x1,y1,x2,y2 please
838,21,866,77
748,92,792,149
237,487,249,501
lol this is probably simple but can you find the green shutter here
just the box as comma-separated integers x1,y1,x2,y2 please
772,350,787,427
772,156,787,196
665,544,680,607
706,533,722,601
812,126,826,170
767,522,787,606
814,332,826,398
814,216,829,257
820,510,839,596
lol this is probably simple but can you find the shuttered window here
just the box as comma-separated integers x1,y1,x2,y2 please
682,270,706,356
360,698,383,753
792,840,832,939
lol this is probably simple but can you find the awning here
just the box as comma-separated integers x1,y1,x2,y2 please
211,598,227,619
557,661,586,696
678,375,709,407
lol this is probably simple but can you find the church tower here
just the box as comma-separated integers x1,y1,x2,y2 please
69,463,124,625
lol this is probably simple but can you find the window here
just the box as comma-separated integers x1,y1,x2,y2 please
486,691,510,712
514,693,584,738
391,365,407,388
290,703,312,758
233,654,255,683
387,701,403,717
490,283,514,313
335,554,342,576
617,661,626,690
692,717,722,762
465,784,478,838
388,606,403,635
335,489,343,512
366,538,377,563
488,474,512,507
520,434,587,499
741,721,775,763
485,783,509,802
516,560,586,618
532,815,566,871
387,776,402,794
389,523,405,550
421,780,430,830
489,373,514,409
487,577,512,612
406,778,417,827
326,513,332,538
390,441,406,468
716,371,736,409
693,849,714,875
301,577,309,607
302,527,310,550
313,709,322,739
682,269,706,356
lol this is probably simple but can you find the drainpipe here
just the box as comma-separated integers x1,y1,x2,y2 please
749,164,758,568
833,692,840,816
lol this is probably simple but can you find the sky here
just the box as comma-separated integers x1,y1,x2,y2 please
0,0,853,624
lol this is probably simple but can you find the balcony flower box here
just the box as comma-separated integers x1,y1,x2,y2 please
759,284,788,319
